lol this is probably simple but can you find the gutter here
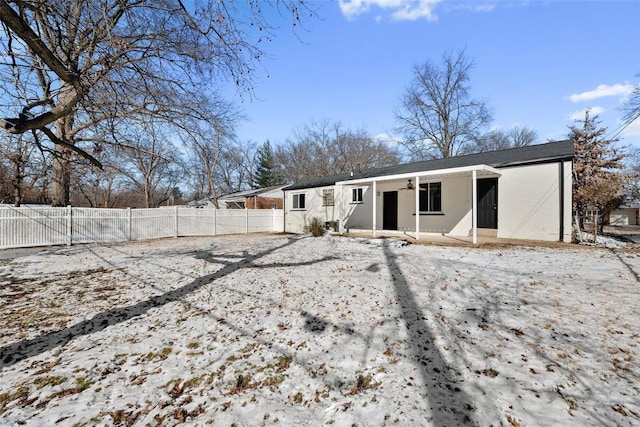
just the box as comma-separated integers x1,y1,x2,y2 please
494,155,574,169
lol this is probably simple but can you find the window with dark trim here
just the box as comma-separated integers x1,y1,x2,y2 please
292,193,306,210
322,189,334,206
351,188,363,203
419,182,442,213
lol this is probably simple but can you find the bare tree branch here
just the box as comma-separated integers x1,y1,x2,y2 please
395,50,492,160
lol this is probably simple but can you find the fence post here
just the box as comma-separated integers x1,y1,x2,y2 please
174,206,179,238
127,207,132,241
213,208,217,236
246,208,249,234
67,205,73,246
272,208,275,232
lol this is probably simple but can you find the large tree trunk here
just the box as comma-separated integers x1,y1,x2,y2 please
51,115,75,206
51,148,71,206
12,162,22,207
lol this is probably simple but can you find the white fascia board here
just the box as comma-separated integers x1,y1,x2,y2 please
335,164,501,186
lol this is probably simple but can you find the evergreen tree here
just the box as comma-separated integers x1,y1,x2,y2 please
571,110,627,232
253,141,281,188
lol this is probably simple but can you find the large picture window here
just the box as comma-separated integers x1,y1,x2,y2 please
419,182,442,213
351,188,363,203
292,193,306,210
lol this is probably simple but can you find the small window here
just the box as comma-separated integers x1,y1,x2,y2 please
322,189,334,206
352,188,363,203
419,182,442,213
292,193,305,210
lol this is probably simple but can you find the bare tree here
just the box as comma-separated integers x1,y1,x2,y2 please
0,132,49,205
216,140,257,194
276,120,399,183
0,0,315,205
509,126,538,148
72,165,124,208
395,50,492,160
116,123,184,208
187,132,225,206
467,126,538,154
0,159,10,203
620,74,639,124
1,134,30,206
183,99,241,206
621,147,640,205
70,145,127,208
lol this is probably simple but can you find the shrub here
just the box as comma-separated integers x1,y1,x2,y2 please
309,217,325,237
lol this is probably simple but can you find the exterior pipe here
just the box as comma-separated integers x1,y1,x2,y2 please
559,161,565,242
372,181,377,237
472,170,478,245
283,190,286,233
415,175,420,240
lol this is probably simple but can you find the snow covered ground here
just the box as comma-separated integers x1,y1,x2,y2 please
0,234,638,426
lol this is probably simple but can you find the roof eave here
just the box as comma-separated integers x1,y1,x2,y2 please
494,155,574,169
335,164,502,186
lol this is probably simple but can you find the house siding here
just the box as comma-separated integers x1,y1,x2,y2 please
342,185,374,230
365,176,473,235
284,157,573,242
285,185,342,233
610,208,637,226
286,175,475,236
497,160,572,242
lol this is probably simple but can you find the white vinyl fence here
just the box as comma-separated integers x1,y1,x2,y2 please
0,206,285,249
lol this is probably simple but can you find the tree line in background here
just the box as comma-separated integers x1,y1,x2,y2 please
0,118,402,207
0,2,638,218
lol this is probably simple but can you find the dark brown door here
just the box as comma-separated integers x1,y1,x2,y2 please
383,191,398,230
477,178,498,229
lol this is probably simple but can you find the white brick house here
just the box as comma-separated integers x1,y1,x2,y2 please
283,140,574,243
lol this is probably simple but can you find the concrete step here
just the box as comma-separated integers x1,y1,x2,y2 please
469,228,498,238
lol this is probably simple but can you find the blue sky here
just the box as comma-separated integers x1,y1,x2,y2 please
226,0,640,150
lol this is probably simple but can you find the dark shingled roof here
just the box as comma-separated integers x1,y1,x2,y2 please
285,140,574,191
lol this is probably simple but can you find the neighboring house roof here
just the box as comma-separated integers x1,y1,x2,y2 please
285,140,574,191
218,185,286,202
188,185,286,207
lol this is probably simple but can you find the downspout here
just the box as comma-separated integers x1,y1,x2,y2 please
337,184,343,233
283,190,286,233
559,161,565,242
372,181,377,237
472,170,478,244
415,175,420,240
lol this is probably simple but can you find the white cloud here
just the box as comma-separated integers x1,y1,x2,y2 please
391,0,440,21
473,4,496,13
446,2,497,13
373,131,401,146
569,84,634,103
339,0,441,21
570,106,605,121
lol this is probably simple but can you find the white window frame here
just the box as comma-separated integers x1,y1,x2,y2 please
419,181,443,214
292,193,306,210
351,187,364,204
